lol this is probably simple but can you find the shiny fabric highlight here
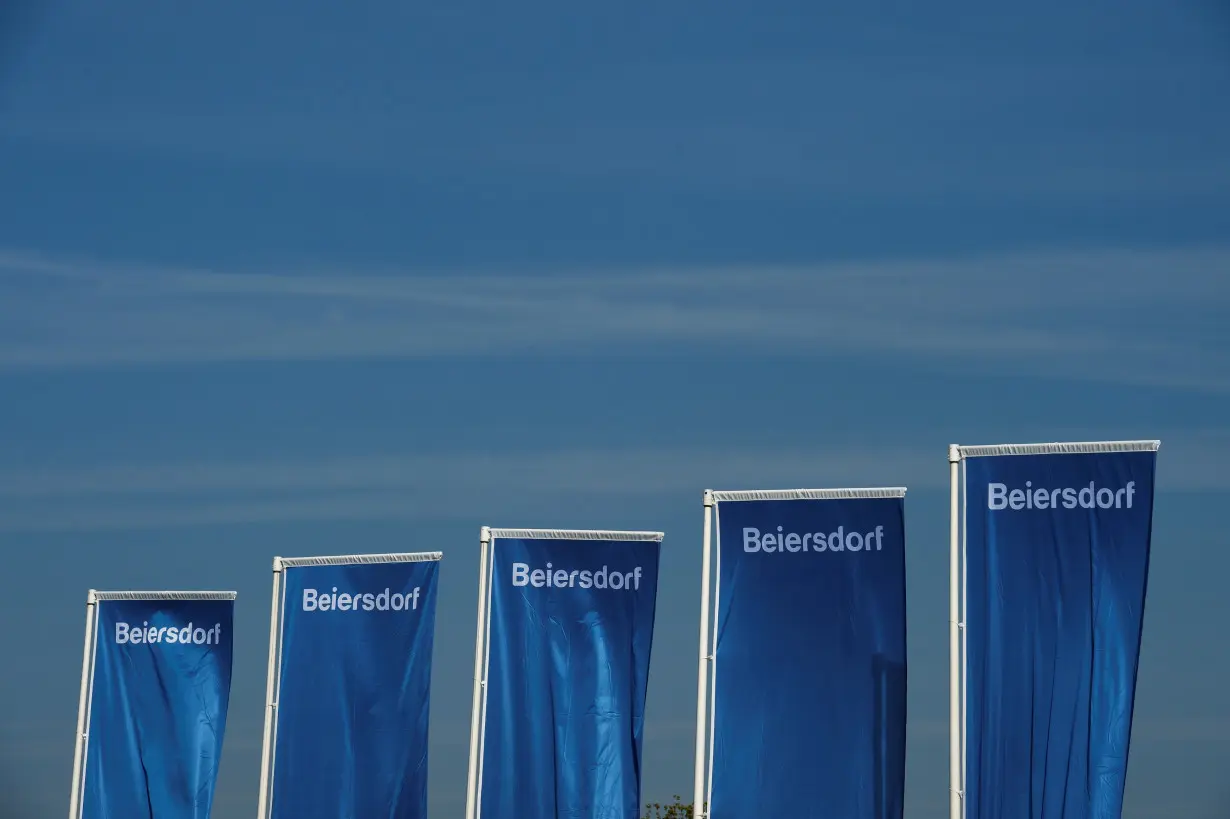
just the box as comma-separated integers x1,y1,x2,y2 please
270,560,440,819
708,497,908,819
478,536,661,819
964,450,1157,819
81,598,234,819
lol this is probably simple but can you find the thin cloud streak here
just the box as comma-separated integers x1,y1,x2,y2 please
0,245,1227,391
0,446,934,533
0,448,929,498
0,432,1222,532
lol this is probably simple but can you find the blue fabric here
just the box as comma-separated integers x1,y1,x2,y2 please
964,450,1157,819
270,558,440,819
478,536,661,819
81,597,235,819
709,497,907,819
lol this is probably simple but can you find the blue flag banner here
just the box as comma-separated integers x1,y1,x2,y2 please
256,552,442,819
69,590,236,819
698,489,908,819
468,528,663,819
958,441,1160,819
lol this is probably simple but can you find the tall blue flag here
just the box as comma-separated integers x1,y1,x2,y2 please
70,591,236,819
960,441,1159,819
470,529,662,819
701,489,908,819
257,552,442,819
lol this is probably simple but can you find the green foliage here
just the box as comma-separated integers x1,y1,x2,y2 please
642,796,699,819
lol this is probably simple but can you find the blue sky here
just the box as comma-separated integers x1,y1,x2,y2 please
1,1,1229,818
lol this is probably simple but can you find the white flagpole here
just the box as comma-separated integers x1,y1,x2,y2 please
67,590,98,819
961,456,969,816
692,490,715,819
949,445,963,819
255,558,284,819
464,527,493,819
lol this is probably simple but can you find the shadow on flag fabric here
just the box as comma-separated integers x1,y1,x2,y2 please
261,553,441,819
704,490,908,819
962,442,1159,819
75,592,235,819
475,530,662,819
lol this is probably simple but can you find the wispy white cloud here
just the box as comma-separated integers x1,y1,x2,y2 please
0,431,1223,532
1,245,1227,391
0,446,931,532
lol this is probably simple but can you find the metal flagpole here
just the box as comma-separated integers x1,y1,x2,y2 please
703,500,722,813
255,558,284,819
464,527,493,819
67,590,98,819
692,490,715,819
473,531,499,819
960,456,969,817
948,445,963,819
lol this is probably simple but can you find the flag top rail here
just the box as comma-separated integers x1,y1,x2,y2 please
954,440,1160,458
90,590,236,602
276,552,443,569
710,488,906,502
486,528,663,542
